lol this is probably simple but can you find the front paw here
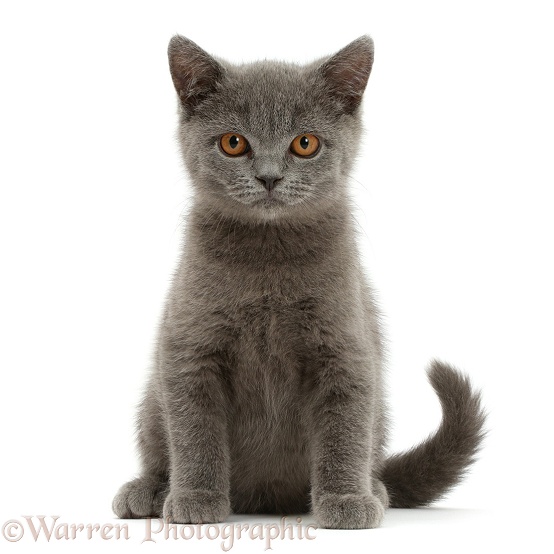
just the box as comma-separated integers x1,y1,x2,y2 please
313,493,385,529
163,489,230,524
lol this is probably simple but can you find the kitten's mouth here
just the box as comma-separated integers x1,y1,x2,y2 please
253,196,286,208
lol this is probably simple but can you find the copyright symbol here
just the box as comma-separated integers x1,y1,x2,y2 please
2,519,24,542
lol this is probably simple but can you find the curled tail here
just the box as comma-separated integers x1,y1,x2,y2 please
381,360,487,508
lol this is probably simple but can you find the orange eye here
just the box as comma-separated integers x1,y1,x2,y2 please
290,134,320,157
220,133,250,156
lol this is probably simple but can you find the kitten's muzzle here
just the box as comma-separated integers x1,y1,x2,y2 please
255,175,283,193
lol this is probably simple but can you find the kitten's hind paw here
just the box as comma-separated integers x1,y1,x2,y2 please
373,478,390,509
112,476,168,519
313,492,385,529
163,489,230,524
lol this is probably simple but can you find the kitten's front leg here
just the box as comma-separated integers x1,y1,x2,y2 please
161,348,231,524
307,343,384,529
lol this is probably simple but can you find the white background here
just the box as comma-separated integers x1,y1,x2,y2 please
1,0,552,552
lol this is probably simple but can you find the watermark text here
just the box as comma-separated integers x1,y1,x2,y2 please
2,516,317,550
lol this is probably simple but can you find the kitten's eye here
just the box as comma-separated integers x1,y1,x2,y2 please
290,134,320,157
220,133,250,156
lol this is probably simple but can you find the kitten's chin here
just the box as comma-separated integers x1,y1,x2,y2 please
252,196,287,210
232,195,295,222
250,202,289,222
200,193,327,225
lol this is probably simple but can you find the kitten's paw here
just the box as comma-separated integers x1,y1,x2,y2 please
373,479,390,509
113,476,168,519
163,490,230,524
313,493,385,529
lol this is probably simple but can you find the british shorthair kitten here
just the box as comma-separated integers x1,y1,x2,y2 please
112,35,485,529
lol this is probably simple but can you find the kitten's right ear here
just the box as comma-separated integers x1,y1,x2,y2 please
168,35,224,117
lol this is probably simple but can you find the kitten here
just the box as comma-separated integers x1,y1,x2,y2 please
112,35,486,529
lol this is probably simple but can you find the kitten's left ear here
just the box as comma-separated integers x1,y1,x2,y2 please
318,36,374,114
168,35,225,117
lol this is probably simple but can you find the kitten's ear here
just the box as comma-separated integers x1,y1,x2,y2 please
168,35,225,117
318,36,374,114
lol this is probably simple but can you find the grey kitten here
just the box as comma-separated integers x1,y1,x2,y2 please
112,35,486,529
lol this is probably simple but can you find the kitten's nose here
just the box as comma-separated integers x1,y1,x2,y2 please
255,175,283,192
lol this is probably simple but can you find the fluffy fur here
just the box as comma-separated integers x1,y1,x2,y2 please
112,35,486,529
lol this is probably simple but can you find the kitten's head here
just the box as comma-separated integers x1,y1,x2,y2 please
168,36,374,224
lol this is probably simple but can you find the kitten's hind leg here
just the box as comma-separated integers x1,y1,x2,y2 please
113,448,169,519
373,478,390,509
113,378,169,519
113,475,169,518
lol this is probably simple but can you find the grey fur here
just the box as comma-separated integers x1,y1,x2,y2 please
112,35,486,529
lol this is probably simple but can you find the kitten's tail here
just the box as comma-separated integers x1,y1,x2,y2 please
381,360,487,508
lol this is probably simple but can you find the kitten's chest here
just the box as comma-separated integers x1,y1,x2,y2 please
214,262,319,355
228,290,314,408
235,291,308,346
231,291,312,366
